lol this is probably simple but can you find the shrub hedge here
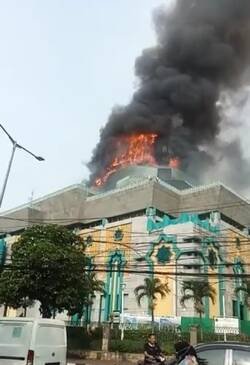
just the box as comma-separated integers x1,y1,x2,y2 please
67,326,250,354
67,326,102,351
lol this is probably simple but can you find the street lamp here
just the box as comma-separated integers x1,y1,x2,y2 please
0,124,45,208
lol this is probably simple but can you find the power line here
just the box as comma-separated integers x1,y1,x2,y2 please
2,264,250,279
0,197,250,226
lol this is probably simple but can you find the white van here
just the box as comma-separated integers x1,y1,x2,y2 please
0,317,67,365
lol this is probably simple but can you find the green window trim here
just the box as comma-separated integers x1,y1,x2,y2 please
147,212,219,233
0,239,6,266
145,234,179,277
114,228,124,241
104,250,126,321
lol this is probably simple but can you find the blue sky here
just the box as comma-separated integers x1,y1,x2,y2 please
0,0,167,211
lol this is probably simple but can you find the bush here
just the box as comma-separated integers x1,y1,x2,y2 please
67,326,102,351
109,339,144,353
89,339,102,350
109,328,188,355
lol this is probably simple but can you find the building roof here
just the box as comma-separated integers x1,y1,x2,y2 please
0,172,249,234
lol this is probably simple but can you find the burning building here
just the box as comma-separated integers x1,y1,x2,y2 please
0,0,250,330
0,164,250,326
89,0,250,193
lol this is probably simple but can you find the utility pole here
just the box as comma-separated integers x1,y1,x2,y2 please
0,124,44,209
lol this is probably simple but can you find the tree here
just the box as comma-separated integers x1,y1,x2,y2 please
0,270,33,316
134,277,170,330
78,270,104,322
235,281,250,308
180,280,216,339
0,224,103,318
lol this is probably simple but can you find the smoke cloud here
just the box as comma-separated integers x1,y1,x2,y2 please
88,0,250,190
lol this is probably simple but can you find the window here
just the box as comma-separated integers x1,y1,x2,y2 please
183,237,201,243
233,349,250,365
208,249,217,269
183,265,200,271
197,349,225,365
235,237,241,248
240,304,245,320
0,323,30,346
124,294,129,311
233,300,238,317
156,246,171,264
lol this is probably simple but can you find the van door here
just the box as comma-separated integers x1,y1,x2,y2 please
34,324,66,365
0,320,32,365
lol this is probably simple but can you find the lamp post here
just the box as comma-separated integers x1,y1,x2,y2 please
0,124,44,209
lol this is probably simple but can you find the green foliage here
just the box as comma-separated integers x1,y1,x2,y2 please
134,277,170,328
0,225,103,318
180,280,216,317
67,326,102,351
66,324,250,354
110,339,144,353
180,280,216,341
0,270,33,310
110,328,187,354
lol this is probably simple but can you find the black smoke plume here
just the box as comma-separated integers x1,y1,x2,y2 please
88,0,250,187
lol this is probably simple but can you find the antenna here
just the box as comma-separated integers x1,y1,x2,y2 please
29,190,34,208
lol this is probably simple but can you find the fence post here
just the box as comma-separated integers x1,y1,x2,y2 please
190,326,198,346
102,323,110,352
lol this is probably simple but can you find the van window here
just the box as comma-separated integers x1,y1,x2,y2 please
0,322,30,346
36,325,65,346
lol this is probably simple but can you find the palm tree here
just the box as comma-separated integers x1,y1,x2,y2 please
180,280,216,339
235,280,250,308
134,277,170,330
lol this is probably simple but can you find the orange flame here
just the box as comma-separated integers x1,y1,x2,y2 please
168,157,180,169
95,133,157,186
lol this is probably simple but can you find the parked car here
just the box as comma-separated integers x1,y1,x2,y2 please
195,342,250,365
0,317,67,365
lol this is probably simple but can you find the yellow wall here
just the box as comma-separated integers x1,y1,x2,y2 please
80,223,132,266
6,308,17,317
151,244,174,316
208,269,219,318
81,229,102,257
226,229,250,271
104,223,132,261
154,270,173,316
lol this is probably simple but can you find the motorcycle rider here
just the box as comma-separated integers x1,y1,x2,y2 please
144,334,166,365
